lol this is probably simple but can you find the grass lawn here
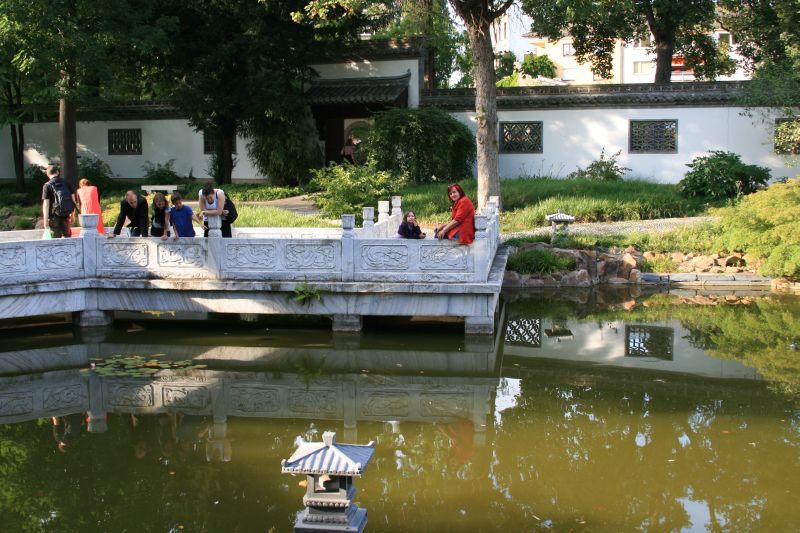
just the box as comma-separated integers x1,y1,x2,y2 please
396,177,717,232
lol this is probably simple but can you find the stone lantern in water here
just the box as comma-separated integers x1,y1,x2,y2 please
281,431,375,532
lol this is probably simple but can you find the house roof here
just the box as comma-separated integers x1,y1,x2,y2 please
313,37,426,63
305,72,411,106
422,81,750,111
281,432,375,477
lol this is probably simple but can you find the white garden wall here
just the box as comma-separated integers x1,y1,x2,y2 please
450,106,798,182
0,119,263,181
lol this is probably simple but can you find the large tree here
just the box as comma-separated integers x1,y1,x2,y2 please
719,0,800,157
6,0,171,187
522,0,735,84
449,0,514,209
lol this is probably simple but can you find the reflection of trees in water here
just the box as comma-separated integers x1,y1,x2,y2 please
494,374,800,530
583,294,800,395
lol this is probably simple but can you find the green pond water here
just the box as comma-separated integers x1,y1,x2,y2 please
0,289,798,532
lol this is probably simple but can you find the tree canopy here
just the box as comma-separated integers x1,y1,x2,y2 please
522,0,736,83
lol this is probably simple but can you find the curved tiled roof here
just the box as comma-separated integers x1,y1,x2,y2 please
281,432,375,476
305,72,411,105
423,81,752,110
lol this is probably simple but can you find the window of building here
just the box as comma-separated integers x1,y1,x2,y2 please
629,120,678,153
561,68,577,81
717,32,732,46
625,325,674,360
633,61,654,75
203,132,237,155
500,122,543,153
562,43,575,56
108,129,142,155
774,118,800,155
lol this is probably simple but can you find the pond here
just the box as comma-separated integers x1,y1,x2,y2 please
0,288,798,532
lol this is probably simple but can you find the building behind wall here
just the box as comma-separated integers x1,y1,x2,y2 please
0,39,795,184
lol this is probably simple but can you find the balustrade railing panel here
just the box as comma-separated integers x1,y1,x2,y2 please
0,238,85,286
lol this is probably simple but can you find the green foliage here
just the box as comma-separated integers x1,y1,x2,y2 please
233,206,337,228
290,280,325,306
220,184,303,202
77,157,116,189
567,149,630,181
679,151,771,200
141,160,194,188
640,256,678,273
312,161,405,222
522,0,731,82
714,179,800,279
374,0,459,88
244,102,322,186
507,249,576,275
453,30,474,88
362,106,475,184
521,54,557,78
396,177,711,232
495,50,516,78
496,71,520,87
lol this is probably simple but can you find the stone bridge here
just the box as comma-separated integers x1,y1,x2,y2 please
0,196,506,334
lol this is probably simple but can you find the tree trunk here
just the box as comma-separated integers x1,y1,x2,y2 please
4,81,25,189
653,38,674,83
10,124,25,190
468,23,500,211
220,133,234,185
59,98,78,188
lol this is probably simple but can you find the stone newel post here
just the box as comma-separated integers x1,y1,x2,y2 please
377,201,390,223
361,207,375,238
206,214,223,238
391,196,402,218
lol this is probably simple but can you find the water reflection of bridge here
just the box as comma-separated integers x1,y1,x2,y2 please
0,327,504,446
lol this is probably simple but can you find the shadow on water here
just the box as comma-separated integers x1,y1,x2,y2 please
0,287,798,531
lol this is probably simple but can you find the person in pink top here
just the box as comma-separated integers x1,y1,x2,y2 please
76,178,104,235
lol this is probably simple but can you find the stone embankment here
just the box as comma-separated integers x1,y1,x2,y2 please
502,241,794,290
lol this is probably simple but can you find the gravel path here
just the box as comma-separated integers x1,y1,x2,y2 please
502,216,715,240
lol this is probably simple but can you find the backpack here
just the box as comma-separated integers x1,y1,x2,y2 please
223,197,238,224
49,179,75,218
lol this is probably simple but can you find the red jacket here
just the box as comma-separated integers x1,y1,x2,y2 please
448,195,476,244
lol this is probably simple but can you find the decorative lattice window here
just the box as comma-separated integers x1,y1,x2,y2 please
108,129,142,155
562,43,575,56
500,122,543,153
774,118,800,155
625,325,674,360
505,318,541,347
629,120,677,153
203,132,237,155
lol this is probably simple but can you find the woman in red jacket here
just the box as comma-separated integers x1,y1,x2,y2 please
434,183,475,244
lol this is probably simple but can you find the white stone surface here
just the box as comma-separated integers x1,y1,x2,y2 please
450,106,800,182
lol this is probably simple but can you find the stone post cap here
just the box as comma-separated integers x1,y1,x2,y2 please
391,196,401,207
341,214,355,230
377,201,390,212
79,214,99,234
362,207,375,225
474,215,489,231
322,431,336,447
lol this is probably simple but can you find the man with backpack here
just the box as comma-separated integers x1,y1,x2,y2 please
41,165,76,238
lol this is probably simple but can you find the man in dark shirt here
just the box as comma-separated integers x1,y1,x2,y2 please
109,190,149,237
41,165,76,238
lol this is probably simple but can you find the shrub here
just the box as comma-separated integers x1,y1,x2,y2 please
496,71,520,87
362,106,475,184
521,55,556,78
77,156,116,190
566,149,629,181
244,103,322,186
679,150,771,200
713,179,800,279
24,164,46,183
142,159,186,184
506,249,576,275
311,162,406,223
495,50,516,79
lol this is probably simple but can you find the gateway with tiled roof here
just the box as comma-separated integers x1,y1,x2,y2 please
304,72,411,107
